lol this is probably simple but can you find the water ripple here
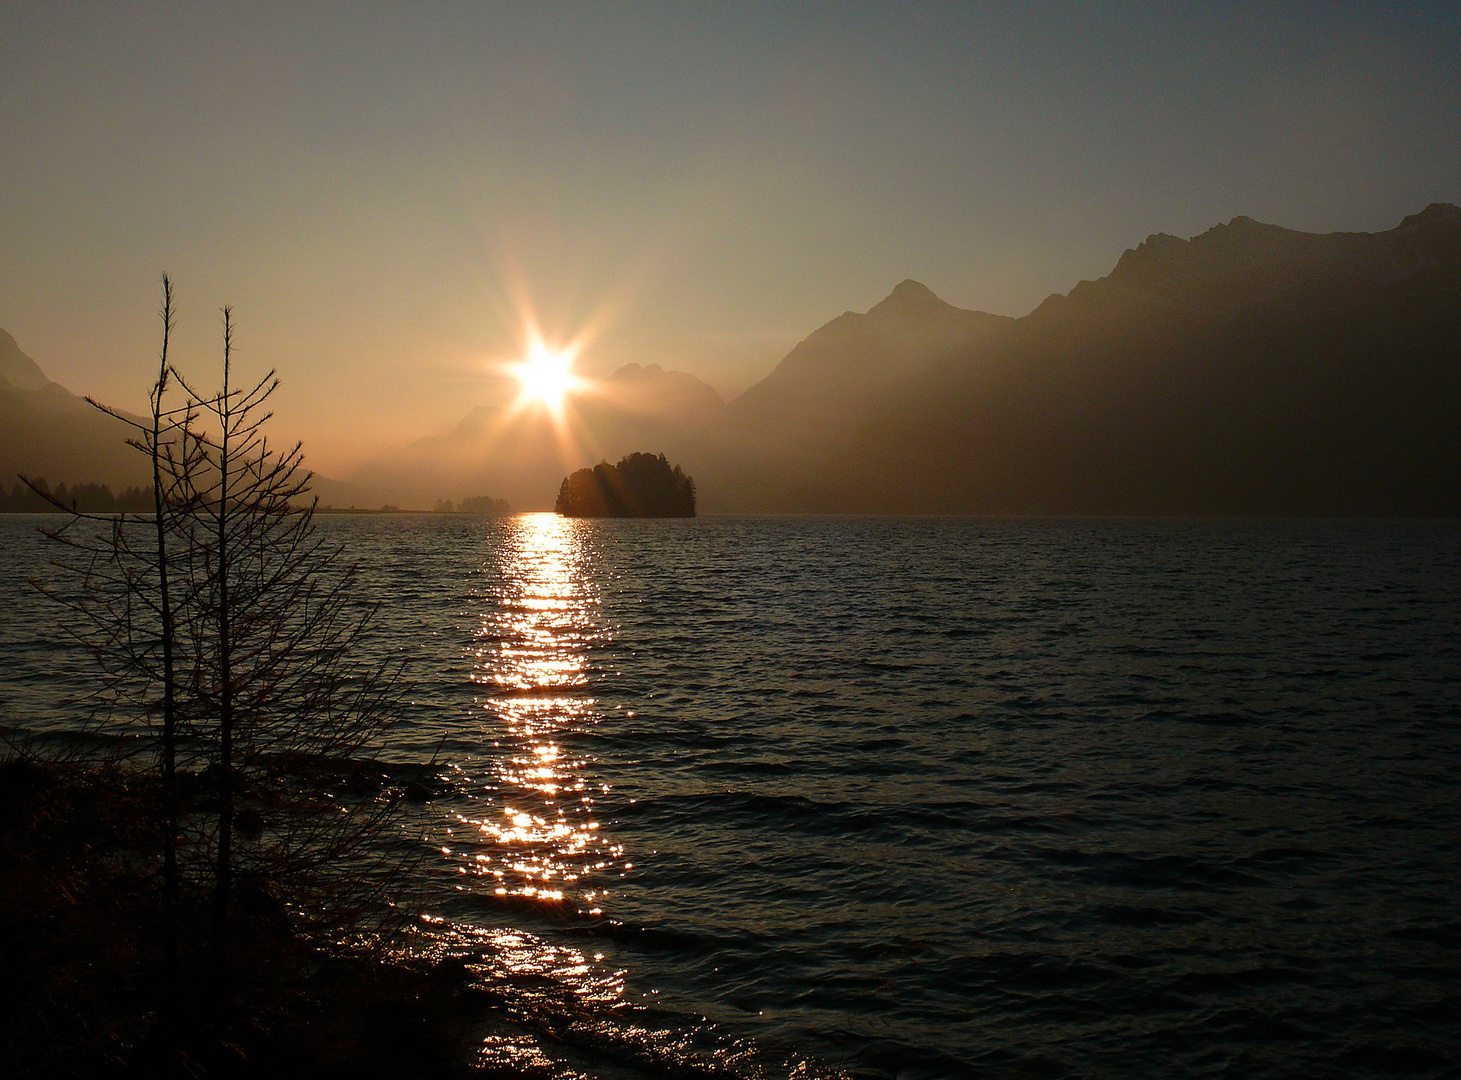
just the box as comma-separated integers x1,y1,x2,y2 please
4,514,1460,1078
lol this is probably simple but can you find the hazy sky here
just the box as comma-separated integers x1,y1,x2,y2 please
3,2,1458,474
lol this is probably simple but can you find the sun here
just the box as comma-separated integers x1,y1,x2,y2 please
515,338,578,413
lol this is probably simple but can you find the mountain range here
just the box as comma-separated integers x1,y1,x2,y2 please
805,203,1461,514
0,328,148,492
0,330,367,507
4,203,1459,515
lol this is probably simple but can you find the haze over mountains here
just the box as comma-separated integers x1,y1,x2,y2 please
0,328,147,491
5,204,1459,515
0,329,369,507
728,202,1461,515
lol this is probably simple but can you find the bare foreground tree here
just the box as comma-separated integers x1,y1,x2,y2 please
21,280,408,994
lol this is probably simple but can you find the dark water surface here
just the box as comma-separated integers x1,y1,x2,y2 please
4,514,1460,1078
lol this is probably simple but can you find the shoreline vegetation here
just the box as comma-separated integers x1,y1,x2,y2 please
1,281,525,1078
0,757,490,1079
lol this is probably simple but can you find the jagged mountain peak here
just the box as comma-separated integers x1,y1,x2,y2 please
1198,214,1298,245
1397,202,1461,230
872,278,943,309
729,279,1012,425
1085,205,1461,309
1122,216,1296,270
0,327,57,393
1216,214,1281,232
607,362,669,382
600,362,724,408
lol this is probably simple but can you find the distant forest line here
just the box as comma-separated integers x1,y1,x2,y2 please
2,478,152,513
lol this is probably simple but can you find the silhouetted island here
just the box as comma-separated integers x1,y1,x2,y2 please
555,452,696,517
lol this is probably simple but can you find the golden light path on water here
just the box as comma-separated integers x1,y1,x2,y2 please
460,512,623,910
435,514,631,1045
424,515,818,1077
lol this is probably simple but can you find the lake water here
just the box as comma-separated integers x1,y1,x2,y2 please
3,514,1460,1078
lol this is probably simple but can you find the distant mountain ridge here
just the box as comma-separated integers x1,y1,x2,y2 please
788,203,1461,515
346,202,1461,514
1,329,58,393
730,279,1012,432
8,203,1459,514
0,330,150,491
1048,202,1461,315
0,330,366,507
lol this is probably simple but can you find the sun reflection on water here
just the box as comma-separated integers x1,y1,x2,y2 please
414,515,842,1078
455,513,623,914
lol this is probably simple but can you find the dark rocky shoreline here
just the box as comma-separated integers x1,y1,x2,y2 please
0,757,491,1079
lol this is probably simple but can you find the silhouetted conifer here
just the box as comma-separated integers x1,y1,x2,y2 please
27,281,406,1002
166,307,404,972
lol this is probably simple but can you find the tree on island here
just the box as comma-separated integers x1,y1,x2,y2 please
555,451,696,517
